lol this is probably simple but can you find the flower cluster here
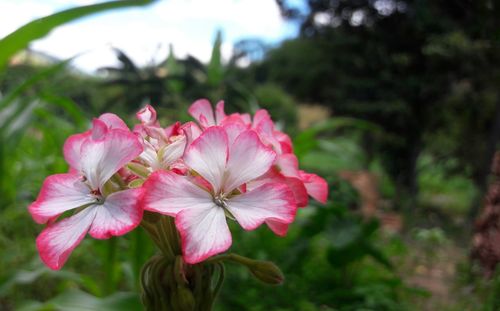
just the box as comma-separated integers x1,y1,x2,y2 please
29,99,328,270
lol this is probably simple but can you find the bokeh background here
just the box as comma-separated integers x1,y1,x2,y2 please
1,0,500,310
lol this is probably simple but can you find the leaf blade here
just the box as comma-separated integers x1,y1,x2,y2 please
0,0,156,71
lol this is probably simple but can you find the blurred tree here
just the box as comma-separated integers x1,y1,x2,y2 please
98,32,262,118
266,0,500,213
98,48,166,113
253,83,298,132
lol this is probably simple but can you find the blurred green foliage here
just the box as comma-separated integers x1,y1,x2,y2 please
270,0,500,213
0,0,498,310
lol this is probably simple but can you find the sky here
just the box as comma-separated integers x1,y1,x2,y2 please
0,0,299,72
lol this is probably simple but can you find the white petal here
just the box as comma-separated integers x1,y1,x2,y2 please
222,122,247,146
226,183,296,231
181,121,202,148
80,129,142,190
98,113,130,131
223,130,276,193
63,132,90,171
277,153,300,178
183,127,228,193
142,171,213,216
215,100,226,124
89,188,144,239
188,99,215,128
161,136,186,167
176,204,231,264
36,206,97,270
29,173,95,224
139,142,161,170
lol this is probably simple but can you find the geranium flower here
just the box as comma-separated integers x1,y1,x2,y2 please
28,118,143,270
188,99,227,128
274,153,328,205
189,100,293,155
142,126,297,264
187,100,328,207
134,105,187,173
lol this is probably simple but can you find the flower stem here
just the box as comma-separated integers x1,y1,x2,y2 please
103,237,117,295
140,221,172,258
203,253,252,266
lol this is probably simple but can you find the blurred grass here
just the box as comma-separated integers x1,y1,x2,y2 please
418,154,478,215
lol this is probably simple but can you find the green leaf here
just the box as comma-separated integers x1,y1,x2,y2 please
364,243,394,270
327,244,366,267
39,93,87,128
0,267,99,298
361,219,380,237
0,60,72,154
293,117,383,158
0,59,72,110
17,289,143,311
0,0,156,71
207,30,224,87
0,99,37,141
329,218,362,249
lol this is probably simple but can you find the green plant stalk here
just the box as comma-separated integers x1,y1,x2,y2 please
103,237,117,296
140,215,226,311
131,229,146,290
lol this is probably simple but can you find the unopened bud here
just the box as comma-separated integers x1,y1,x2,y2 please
217,254,285,285
248,260,284,285
128,178,144,188
127,162,150,178
137,104,157,125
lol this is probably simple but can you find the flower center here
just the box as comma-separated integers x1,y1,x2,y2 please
213,194,228,208
91,189,105,204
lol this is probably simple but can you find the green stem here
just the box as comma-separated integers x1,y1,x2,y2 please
131,229,145,290
193,265,203,308
158,217,175,259
141,221,171,258
104,237,117,295
166,216,181,255
204,253,252,266
209,262,225,308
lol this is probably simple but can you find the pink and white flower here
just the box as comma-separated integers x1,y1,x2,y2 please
133,105,187,173
188,99,227,128
29,118,143,270
186,100,328,207
29,100,329,269
142,127,297,264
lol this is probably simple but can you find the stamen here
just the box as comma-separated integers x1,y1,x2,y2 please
213,194,227,208
91,189,105,204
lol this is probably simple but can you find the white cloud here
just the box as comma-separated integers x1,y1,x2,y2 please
0,1,54,37
0,0,295,72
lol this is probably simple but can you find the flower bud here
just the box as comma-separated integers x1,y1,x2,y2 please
128,178,144,188
127,162,150,178
137,104,157,125
221,254,285,285
248,260,284,285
